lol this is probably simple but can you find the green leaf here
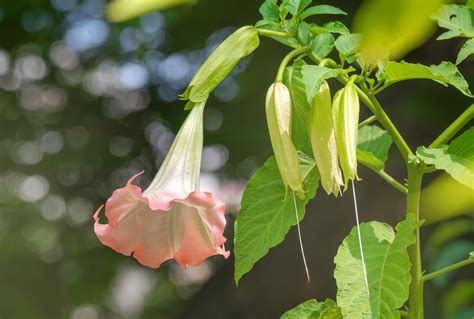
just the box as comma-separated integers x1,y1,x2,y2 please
356,125,392,170
181,26,260,102
301,65,339,103
298,21,314,46
457,38,474,64
234,154,319,284
311,32,335,59
334,33,362,64
433,4,474,39
259,0,280,22
284,60,312,155
321,21,350,35
353,0,442,61
299,5,347,20
281,299,342,319
382,61,473,97
334,213,418,319
417,127,474,189
281,0,311,16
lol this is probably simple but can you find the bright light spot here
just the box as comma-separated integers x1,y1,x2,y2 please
49,43,79,70
108,266,156,318
40,131,64,154
67,197,93,226
13,142,43,165
16,175,49,203
14,54,48,81
120,62,149,90
140,12,165,34
202,145,229,172
214,78,239,102
65,19,109,51
51,0,78,12
21,9,52,32
40,194,67,221
70,304,101,319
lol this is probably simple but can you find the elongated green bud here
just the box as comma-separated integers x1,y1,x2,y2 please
308,81,343,196
333,82,360,188
181,26,260,103
265,82,304,198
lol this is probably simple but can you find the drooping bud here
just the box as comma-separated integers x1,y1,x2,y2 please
333,81,360,188
308,81,343,196
265,82,304,198
181,26,260,103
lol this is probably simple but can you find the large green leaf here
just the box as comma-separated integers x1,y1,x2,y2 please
417,127,474,189
234,154,319,284
357,125,393,170
300,65,339,103
432,4,474,40
299,5,347,20
457,38,474,64
353,0,442,61
334,213,417,319
310,32,335,59
382,61,473,97
281,299,342,319
312,21,350,35
284,60,312,155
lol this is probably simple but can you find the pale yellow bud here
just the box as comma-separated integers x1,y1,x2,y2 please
308,81,343,196
265,82,304,197
333,82,360,188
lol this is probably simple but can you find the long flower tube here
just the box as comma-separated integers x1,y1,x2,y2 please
93,102,230,268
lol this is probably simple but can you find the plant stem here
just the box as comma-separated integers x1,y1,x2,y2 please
407,163,424,319
400,310,409,317
430,104,474,148
306,52,413,161
257,29,293,39
369,168,408,194
275,47,309,82
423,257,474,282
358,115,377,128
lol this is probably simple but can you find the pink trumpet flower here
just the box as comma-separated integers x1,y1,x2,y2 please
94,102,230,268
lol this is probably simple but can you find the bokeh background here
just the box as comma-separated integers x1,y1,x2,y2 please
0,0,472,318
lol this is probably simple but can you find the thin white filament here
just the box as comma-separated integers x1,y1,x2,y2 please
292,191,310,282
350,180,370,297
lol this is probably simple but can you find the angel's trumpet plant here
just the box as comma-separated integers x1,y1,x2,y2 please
333,80,360,188
93,102,230,268
308,81,343,196
181,26,260,105
265,82,304,198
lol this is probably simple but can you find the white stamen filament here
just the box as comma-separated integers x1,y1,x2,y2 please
350,180,370,297
292,191,310,282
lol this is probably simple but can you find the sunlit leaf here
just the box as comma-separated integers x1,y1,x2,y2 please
381,61,472,97
353,0,443,61
433,4,474,40
281,299,342,319
457,38,474,64
234,154,319,284
106,0,194,22
421,174,474,224
417,127,474,189
334,33,361,64
300,65,339,103
334,214,417,319
356,125,392,170
299,5,347,20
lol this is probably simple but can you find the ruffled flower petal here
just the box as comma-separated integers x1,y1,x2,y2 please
94,173,229,268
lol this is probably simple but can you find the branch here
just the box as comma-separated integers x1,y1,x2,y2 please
423,254,474,282
358,159,408,194
430,104,474,148
358,115,377,128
